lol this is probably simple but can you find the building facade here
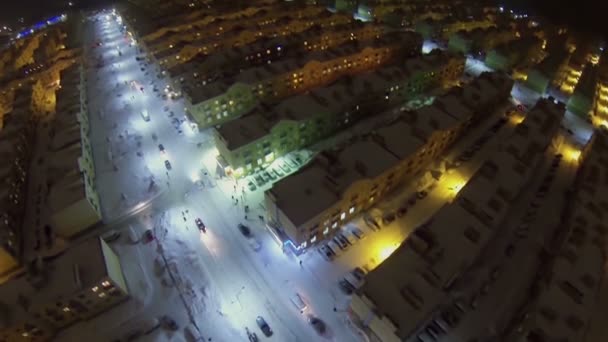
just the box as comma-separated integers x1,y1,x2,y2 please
215,49,464,177
263,72,510,251
0,238,129,342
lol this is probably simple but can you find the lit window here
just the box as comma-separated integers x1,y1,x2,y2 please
349,206,355,214
92,286,99,292
310,236,317,244
340,212,346,220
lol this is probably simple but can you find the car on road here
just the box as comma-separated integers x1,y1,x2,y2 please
308,316,326,335
352,267,366,281
351,227,366,240
142,229,155,244
256,316,273,337
382,212,396,225
326,241,341,257
238,223,251,237
195,218,206,232
158,144,165,154
338,279,355,294
247,181,256,191
318,245,334,261
263,170,276,181
102,230,121,243
160,315,178,331
417,191,428,199
164,160,172,170
127,225,139,244
336,233,351,246
396,207,407,217
290,293,307,313
333,236,348,250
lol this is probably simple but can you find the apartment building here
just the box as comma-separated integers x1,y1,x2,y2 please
525,48,571,94
46,65,101,238
349,98,565,342
448,27,517,55
263,71,510,251
0,91,35,275
0,237,129,342
484,36,544,72
567,63,599,118
161,21,384,70
593,54,608,124
147,6,346,60
215,49,463,177
508,130,607,342
512,132,608,341
183,31,422,128
151,7,332,64
415,16,495,41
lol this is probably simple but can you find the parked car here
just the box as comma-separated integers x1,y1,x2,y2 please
308,316,326,335
336,233,351,246
341,229,357,244
142,229,155,243
164,160,172,170
352,267,366,281
351,227,366,240
317,245,333,261
333,236,348,250
102,230,121,243
382,212,396,225
238,223,251,237
161,315,178,331
256,316,273,336
396,207,407,217
127,225,139,244
326,240,342,256
416,191,428,199
158,144,165,154
290,293,307,313
195,218,206,232
338,279,355,294
247,181,256,191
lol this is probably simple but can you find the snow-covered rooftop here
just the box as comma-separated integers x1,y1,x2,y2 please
520,130,608,341
0,238,110,326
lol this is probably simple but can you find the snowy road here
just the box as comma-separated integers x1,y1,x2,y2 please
70,9,364,342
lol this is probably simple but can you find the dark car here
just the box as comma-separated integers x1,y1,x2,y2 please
238,223,251,237
195,218,206,232
416,191,428,199
338,279,355,295
308,316,326,335
161,316,178,331
352,267,366,281
164,160,172,170
256,316,273,337
158,144,165,154
142,229,155,243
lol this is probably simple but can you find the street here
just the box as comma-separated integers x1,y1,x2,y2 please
69,10,365,342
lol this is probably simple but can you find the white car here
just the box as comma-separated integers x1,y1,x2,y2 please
290,293,307,313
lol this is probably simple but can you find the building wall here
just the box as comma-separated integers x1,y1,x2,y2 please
101,240,128,293
267,118,463,249
51,196,102,238
218,52,463,177
189,35,421,129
